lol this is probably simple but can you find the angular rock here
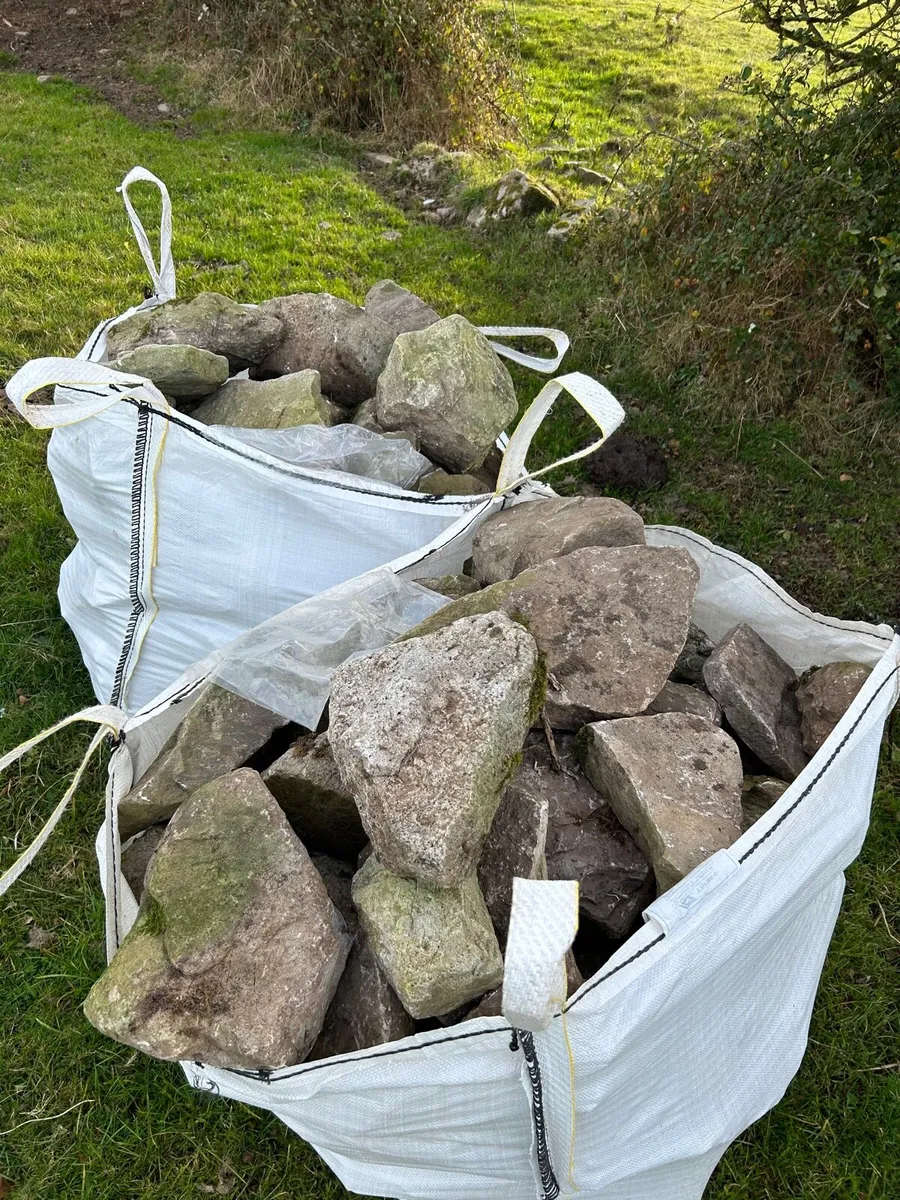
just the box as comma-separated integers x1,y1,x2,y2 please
795,661,872,756
255,293,393,407
192,371,333,429
117,684,286,840
350,398,421,450
310,934,415,1059
112,344,229,402
310,853,357,931
352,855,503,1019
121,824,167,903
646,680,722,724
417,574,481,600
483,170,559,220
375,315,517,473
262,733,367,860
416,469,486,496
579,713,744,892
703,623,808,781
85,770,350,1069
329,612,541,887
741,776,789,831
671,622,716,688
468,952,583,1020
106,292,282,371
364,279,441,337
471,496,645,585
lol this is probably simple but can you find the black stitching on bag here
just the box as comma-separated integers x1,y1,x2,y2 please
518,1030,561,1200
109,406,152,708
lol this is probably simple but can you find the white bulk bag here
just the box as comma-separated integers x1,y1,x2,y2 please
75,525,895,1200
5,168,623,715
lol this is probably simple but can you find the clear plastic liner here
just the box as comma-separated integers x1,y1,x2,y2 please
211,422,431,490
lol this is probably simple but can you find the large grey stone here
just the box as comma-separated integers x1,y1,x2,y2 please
703,624,808,781
364,279,440,337
471,497,645,585
479,170,560,221
117,684,286,840
417,574,481,600
350,398,421,450
262,733,367,860
121,824,167,903
112,344,229,402
671,622,716,688
579,713,744,892
329,612,541,887
375,315,518,473
795,661,872,756
192,371,333,429
85,770,350,1069
352,855,503,1019
741,776,789,830
106,292,282,371
416,469,486,496
256,293,393,407
310,934,414,1059
646,680,722,724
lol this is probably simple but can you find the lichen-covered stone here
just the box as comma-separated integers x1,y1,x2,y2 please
112,344,229,402
703,623,808,781
106,292,282,371
310,934,415,1059
795,661,872,756
117,684,286,840
646,680,722,724
471,496,645,585
329,612,540,887
121,824,167,903
192,371,333,429
416,469,486,496
262,733,367,860
351,399,421,450
375,315,517,473
671,622,716,688
417,574,482,600
579,713,744,892
352,855,503,1019
741,776,789,830
364,279,440,337
476,170,560,222
85,770,350,1069
256,293,393,407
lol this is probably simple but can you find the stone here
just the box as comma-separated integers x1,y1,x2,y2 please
310,853,357,931
255,293,393,407
468,951,583,1020
192,371,333,429
330,612,540,887
121,824,167,903
703,623,808,781
416,469,486,496
350,398,421,449
537,735,654,938
585,431,669,491
310,934,414,1059
417,574,481,600
112,344,229,402
106,292,282,372
646,680,722,724
471,496,645,585
363,152,397,168
671,622,716,688
352,855,503,1019
579,713,744,892
364,279,441,337
741,776,789,831
374,315,518,473
402,545,699,729
117,684,286,840
84,770,350,1069
262,733,367,860
795,661,872,756
483,170,560,220
565,165,612,186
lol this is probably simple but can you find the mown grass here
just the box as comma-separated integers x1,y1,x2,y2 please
0,59,898,1200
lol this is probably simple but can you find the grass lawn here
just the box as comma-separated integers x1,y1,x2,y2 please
0,21,898,1200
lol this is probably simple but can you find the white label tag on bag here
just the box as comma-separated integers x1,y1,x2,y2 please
643,849,741,936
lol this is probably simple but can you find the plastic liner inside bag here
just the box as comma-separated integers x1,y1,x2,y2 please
189,567,451,729
211,422,431,490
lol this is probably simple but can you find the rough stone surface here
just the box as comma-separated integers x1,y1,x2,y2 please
402,545,699,730
364,279,441,337
671,622,717,688
468,952,583,1020
256,293,393,407
329,612,540,887
579,713,744,892
192,371,333,429
106,292,282,371
112,344,229,402
481,170,560,221
417,574,482,600
311,854,357,931
350,398,421,449
416,469,486,496
310,934,415,1059
703,623,809,781
375,315,518,473
262,733,367,860
535,735,655,938
121,824,167,903
352,855,503,1019
471,496,645,585
795,661,872,756
85,770,350,1069
585,431,669,491
741,776,789,831
118,685,286,840
646,680,722,724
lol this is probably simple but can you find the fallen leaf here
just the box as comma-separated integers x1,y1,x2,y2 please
0,1176,15,1198
839,473,853,482
27,926,55,950
16,690,28,706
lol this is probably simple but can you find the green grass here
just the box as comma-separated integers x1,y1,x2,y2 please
0,58,898,1200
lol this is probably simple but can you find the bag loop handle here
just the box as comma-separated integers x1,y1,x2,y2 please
117,167,176,303
479,327,570,375
5,358,172,429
